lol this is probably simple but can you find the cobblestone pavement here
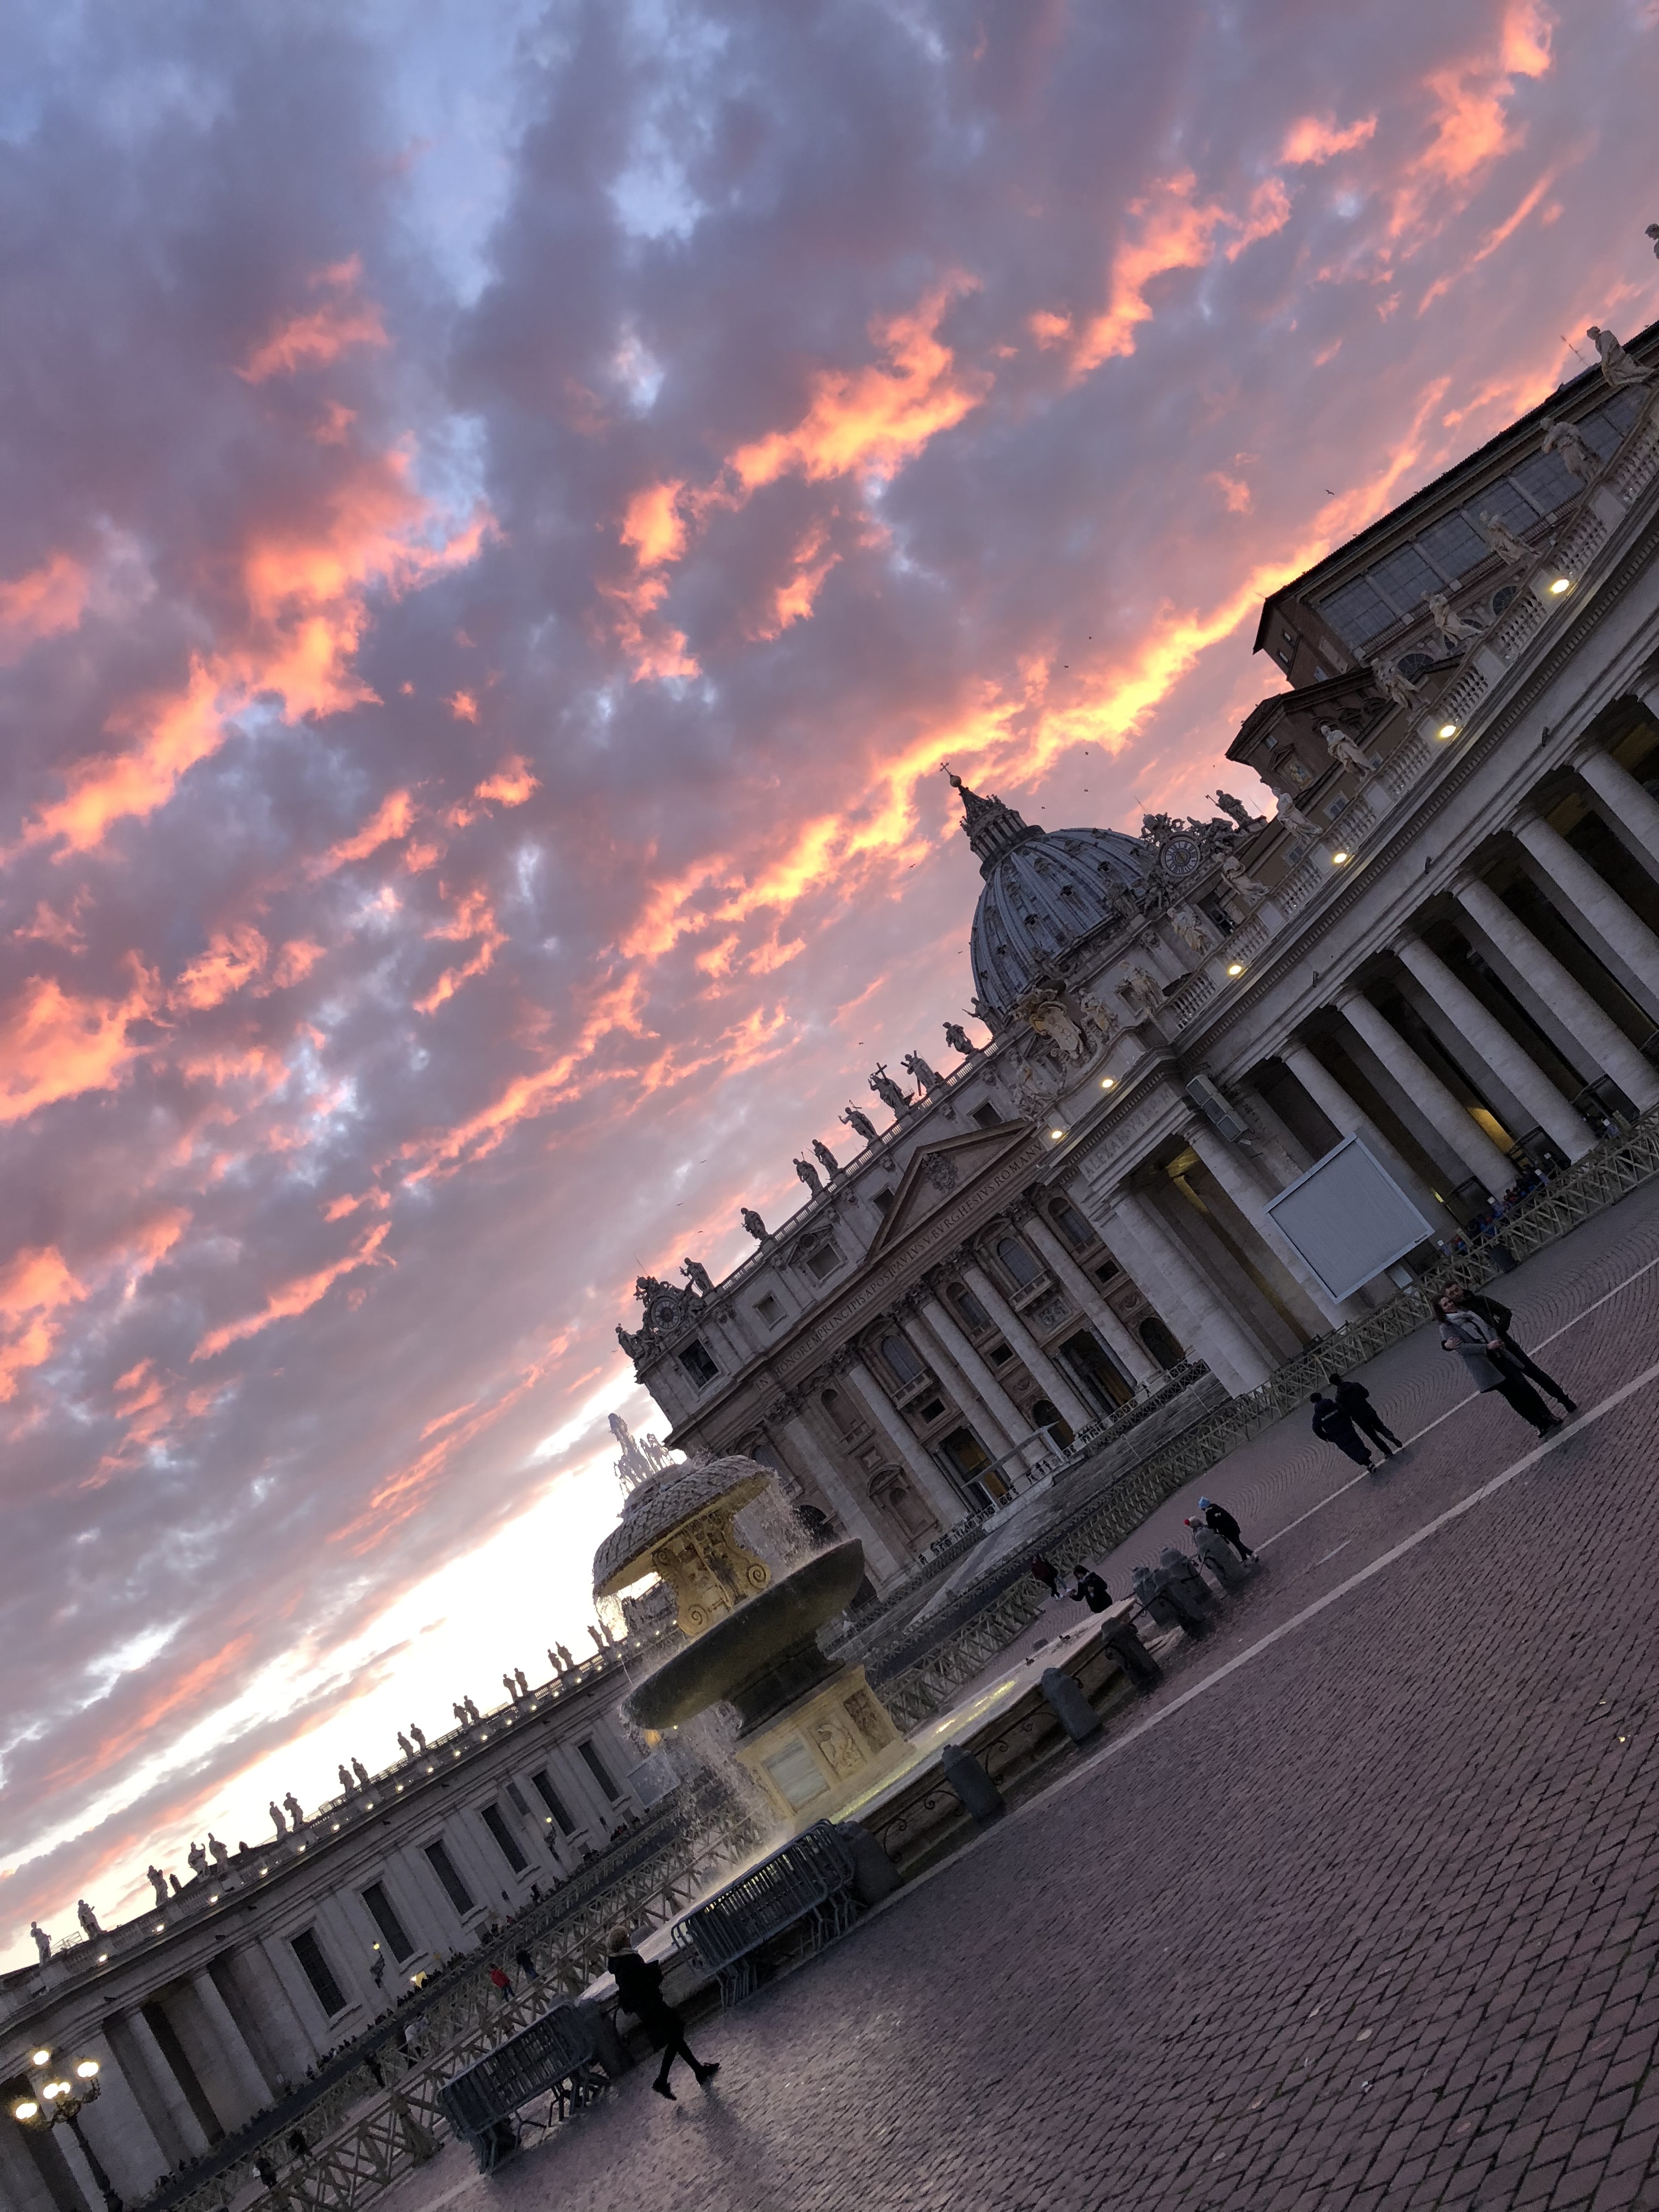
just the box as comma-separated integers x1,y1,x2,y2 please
385,1182,1659,2212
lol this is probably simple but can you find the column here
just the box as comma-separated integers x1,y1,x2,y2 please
909,1294,1047,1472
1182,1122,1359,1327
1333,997,1516,1201
121,2006,212,2161
66,2034,168,2204
1514,811,1659,1005
957,1261,1093,1431
1454,874,1659,1111
1576,744,1659,874
1092,1186,1273,1394
1279,1042,1454,1232
1393,933,1593,1163
218,1940,316,2083
777,1402,909,1576
1018,1214,1160,1383
896,1305,1020,1455
843,1358,969,1534
190,1968,274,2117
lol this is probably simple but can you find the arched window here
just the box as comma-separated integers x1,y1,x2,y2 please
1140,1316,1184,1370
821,1387,854,1435
950,1283,992,1334
996,1235,1040,1288
1049,1198,1095,1252
880,1333,924,1387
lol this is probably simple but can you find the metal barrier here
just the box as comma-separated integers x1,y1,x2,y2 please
681,1821,859,2008
436,2005,602,2173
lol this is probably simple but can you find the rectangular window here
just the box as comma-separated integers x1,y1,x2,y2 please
871,1188,895,1215
424,1839,475,1915
480,1804,529,1872
577,1739,622,1802
678,1339,719,1386
1462,480,1536,546
531,1768,576,1834
1416,511,1488,582
1368,544,1443,617
755,1293,782,1325
291,1929,348,2017
1509,450,1579,517
970,1103,1002,1128
804,1242,842,1280
361,1882,414,1963
1314,577,1396,650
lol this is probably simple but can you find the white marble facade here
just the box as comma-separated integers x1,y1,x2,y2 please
621,329,1659,1582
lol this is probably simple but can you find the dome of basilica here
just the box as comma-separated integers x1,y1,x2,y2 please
951,775,1150,1018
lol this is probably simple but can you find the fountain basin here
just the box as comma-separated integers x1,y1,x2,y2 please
627,1540,866,1731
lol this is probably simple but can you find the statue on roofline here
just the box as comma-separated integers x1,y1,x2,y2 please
811,1138,839,1178
741,1206,769,1241
1586,325,1652,391
1540,416,1596,483
839,1104,878,1144
868,1063,911,1115
943,1020,977,1058
793,1156,823,1198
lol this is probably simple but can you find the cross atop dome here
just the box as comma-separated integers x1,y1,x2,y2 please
947,769,1046,877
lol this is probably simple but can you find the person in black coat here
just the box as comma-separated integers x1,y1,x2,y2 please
1070,1564,1111,1611
1326,1372,1404,1456
1198,1497,1255,1562
1444,1288,1576,1414
1309,1390,1376,1469
607,1924,719,2100
1029,1553,1063,1601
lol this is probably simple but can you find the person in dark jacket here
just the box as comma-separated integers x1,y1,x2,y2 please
1070,1564,1111,1611
1440,1288,1576,1414
607,1925,719,2099
1029,1553,1063,1601
1437,1293,1560,1436
1310,1390,1377,1469
1327,1372,1404,1456
1198,1497,1255,1562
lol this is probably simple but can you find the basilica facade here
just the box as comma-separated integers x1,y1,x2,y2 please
619,324,1659,1587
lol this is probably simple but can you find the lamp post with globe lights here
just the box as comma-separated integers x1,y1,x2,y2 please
12,2049,123,2211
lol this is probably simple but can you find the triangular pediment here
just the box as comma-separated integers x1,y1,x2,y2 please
864,1122,1029,1260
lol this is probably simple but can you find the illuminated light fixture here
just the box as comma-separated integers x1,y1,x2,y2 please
258,1866,268,1876
1226,960,1246,977
1331,850,1351,866
297,1844,306,1852
453,1751,462,1759
1099,1074,1116,1090
209,1893,219,1903
396,1784,404,1792
1437,722,1459,740
97,1954,108,1963
13,2101,38,2122
42,2081,66,2102
31,2050,50,2069
75,2063,98,2083
332,1822,341,1831
154,1923,165,1934
1047,1125,1067,1142
1548,575,1571,595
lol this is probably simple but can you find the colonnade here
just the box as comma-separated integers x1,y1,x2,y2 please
1062,740,1659,1397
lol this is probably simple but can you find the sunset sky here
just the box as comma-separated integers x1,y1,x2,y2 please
4,0,1657,1962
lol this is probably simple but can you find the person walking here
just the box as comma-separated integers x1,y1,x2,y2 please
1438,1292,1561,1438
607,1925,719,2100
1440,1288,1576,1415
1029,1553,1064,1602
1070,1563,1111,1611
487,1963,513,2004
1198,1497,1255,1563
1327,1371,1404,1456
514,1945,538,1982
1309,1390,1377,1469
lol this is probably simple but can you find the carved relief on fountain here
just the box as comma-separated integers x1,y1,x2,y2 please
647,1521,771,1637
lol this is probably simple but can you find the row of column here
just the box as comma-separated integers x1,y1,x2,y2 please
1057,744,1659,1397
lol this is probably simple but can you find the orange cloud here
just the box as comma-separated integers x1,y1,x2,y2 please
0,551,91,664
309,787,416,876
0,1246,86,1402
603,281,987,678
131,1635,255,1735
448,690,479,721
270,938,325,988
1280,114,1378,166
23,451,487,857
473,757,539,806
171,925,269,1012
1390,2,1554,244
336,1356,555,1550
1061,170,1291,379
414,889,506,1014
238,257,388,382
191,1221,391,1361
0,966,156,1125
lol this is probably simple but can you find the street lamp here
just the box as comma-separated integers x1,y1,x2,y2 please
13,2052,123,2211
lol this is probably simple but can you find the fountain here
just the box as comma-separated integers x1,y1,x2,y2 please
592,1452,905,1826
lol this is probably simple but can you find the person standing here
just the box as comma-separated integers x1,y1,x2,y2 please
607,1925,719,2100
1441,1288,1576,1415
1438,1292,1561,1437
1199,1497,1255,1562
1029,1553,1063,1602
1327,1372,1404,1456
1309,1390,1377,1470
